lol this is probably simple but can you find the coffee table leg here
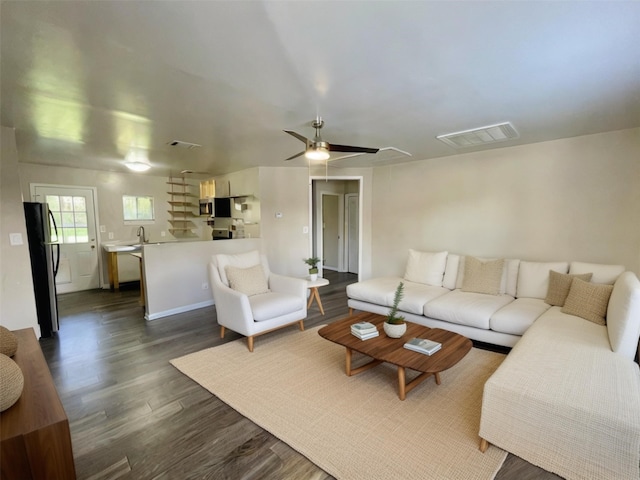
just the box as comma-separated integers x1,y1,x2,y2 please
398,367,407,400
345,347,383,377
397,368,440,400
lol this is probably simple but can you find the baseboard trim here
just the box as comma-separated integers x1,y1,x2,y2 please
145,300,215,321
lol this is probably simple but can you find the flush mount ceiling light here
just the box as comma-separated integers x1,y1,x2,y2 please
124,149,151,172
436,122,519,148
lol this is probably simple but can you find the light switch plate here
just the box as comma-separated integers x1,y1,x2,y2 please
99,225,106,233
9,233,23,246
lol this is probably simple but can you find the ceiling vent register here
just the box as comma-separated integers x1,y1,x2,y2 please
168,140,202,149
436,122,518,148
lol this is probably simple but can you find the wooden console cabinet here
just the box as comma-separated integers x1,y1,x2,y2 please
0,328,76,479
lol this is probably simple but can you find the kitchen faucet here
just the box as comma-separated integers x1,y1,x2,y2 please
136,226,147,244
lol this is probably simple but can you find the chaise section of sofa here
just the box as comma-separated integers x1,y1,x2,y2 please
479,271,640,480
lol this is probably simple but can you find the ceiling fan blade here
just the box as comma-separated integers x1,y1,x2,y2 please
328,143,379,154
285,151,306,161
284,130,309,144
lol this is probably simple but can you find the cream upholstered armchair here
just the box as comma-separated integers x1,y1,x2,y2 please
208,250,307,352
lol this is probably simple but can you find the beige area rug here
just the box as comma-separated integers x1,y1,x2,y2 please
171,326,508,480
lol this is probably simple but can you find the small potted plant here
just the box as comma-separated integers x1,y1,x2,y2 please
384,282,407,338
304,256,321,281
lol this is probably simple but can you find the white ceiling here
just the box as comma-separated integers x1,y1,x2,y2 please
2,1,639,178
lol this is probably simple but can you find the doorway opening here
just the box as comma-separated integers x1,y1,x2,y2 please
309,177,362,279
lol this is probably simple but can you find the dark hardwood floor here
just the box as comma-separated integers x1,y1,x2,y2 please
40,271,560,479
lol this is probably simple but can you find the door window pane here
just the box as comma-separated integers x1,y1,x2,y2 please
45,194,90,244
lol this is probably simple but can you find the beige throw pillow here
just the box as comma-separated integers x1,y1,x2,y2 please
225,264,270,297
562,278,613,325
461,257,504,295
545,270,593,307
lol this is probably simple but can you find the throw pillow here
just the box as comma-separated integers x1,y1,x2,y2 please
216,250,261,287
562,278,614,325
461,257,504,295
225,264,270,297
545,271,593,307
403,249,448,287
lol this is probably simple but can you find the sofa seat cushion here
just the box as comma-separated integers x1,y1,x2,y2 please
249,292,303,321
490,298,550,335
347,277,449,315
424,290,514,329
480,311,640,480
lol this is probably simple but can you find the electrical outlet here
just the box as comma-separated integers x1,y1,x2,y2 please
302,226,309,234
108,232,114,240
160,231,166,237
201,282,208,290
99,225,106,233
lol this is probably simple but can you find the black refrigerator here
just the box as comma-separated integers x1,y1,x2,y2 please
23,202,60,337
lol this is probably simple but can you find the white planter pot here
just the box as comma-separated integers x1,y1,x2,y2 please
309,273,318,281
383,322,407,338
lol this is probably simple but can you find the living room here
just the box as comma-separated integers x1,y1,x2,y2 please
1,1,639,479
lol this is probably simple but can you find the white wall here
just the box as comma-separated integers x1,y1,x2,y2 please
0,127,39,334
371,128,640,277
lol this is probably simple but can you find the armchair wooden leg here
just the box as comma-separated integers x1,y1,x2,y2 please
298,320,305,331
247,336,254,352
220,326,226,339
349,307,353,316
479,438,489,452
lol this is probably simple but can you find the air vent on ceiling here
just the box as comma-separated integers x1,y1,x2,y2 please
436,122,518,149
167,140,202,149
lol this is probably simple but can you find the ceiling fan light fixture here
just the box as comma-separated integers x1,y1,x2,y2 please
305,144,330,161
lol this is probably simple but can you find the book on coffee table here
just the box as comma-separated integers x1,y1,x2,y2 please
352,330,379,340
404,338,442,355
351,321,379,340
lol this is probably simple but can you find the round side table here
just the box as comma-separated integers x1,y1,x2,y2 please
307,277,330,315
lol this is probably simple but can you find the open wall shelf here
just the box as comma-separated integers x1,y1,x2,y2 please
167,174,198,237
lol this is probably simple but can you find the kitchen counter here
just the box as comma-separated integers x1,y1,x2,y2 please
103,243,141,290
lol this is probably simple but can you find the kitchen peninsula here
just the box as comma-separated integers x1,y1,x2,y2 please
140,238,262,320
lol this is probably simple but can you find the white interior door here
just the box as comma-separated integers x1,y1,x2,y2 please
346,194,359,274
32,185,99,293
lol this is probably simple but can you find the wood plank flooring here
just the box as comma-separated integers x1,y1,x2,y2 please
40,272,560,479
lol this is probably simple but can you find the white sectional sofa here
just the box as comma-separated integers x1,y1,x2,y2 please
346,250,640,479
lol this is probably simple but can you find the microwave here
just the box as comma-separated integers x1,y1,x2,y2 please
199,197,232,217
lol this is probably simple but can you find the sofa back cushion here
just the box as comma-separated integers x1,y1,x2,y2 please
403,249,448,287
517,261,569,299
606,271,640,359
442,254,460,290
569,261,625,285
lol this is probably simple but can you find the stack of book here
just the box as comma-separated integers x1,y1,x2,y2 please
351,321,379,340
403,337,442,356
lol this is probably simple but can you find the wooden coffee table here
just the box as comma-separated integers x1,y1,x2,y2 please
318,312,472,400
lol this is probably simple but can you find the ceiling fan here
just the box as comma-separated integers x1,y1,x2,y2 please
284,118,379,161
